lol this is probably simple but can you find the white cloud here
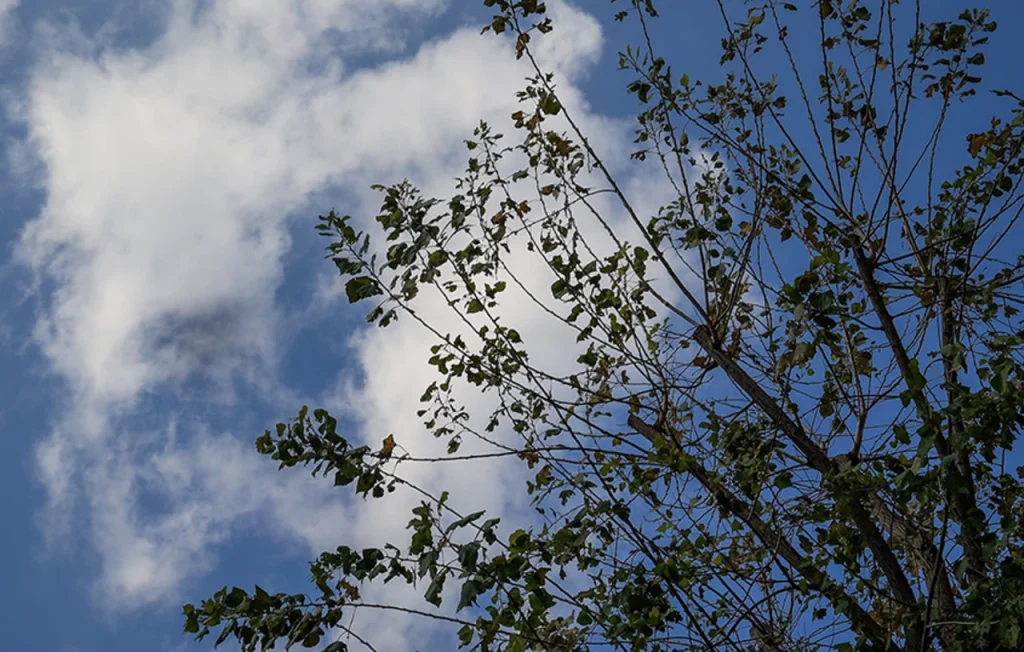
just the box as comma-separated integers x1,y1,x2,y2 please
13,0,682,647
0,0,17,45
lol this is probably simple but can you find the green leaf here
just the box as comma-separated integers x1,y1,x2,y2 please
446,510,486,533
458,541,481,572
992,364,1010,392
226,587,248,608
457,579,484,611
419,549,439,578
424,572,446,607
302,631,322,648
344,276,382,303
894,424,910,445
215,621,236,646
1000,620,1021,648
551,279,568,299
540,94,561,115
907,359,926,392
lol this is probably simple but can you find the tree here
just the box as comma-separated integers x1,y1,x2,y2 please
183,1,1024,650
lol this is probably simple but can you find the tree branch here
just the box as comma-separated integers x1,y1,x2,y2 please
629,414,899,651
852,244,986,583
693,325,920,608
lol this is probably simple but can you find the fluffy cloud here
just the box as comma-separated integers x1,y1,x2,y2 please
13,0,675,647
18,0,606,605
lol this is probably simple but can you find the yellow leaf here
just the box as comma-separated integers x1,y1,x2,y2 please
381,434,396,458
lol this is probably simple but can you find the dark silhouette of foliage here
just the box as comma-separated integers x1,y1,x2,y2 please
185,1,1024,650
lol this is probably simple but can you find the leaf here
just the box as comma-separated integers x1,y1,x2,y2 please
381,434,396,459
428,250,448,266
344,276,382,303
215,622,237,645
1000,620,1021,648
992,364,1009,392
537,465,552,484
446,510,486,534
418,549,438,578
551,279,568,299
907,359,926,392
540,94,561,115
515,32,530,59
894,424,910,445
356,472,376,495
458,541,481,572
424,572,446,607
968,132,988,158
457,579,484,611
224,586,247,608
302,631,322,648
339,580,360,601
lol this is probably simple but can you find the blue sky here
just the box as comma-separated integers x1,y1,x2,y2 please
0,2,625,650
1,1,1022,651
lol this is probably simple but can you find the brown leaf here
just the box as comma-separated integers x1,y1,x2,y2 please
967,132,988,158
340,580,361,601
516,32,530,59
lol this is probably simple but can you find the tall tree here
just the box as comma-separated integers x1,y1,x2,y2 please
185,1,1024,650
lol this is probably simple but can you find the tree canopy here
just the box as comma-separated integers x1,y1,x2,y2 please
184,1,1024,650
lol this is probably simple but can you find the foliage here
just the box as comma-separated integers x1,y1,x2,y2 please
185,1,1024,650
